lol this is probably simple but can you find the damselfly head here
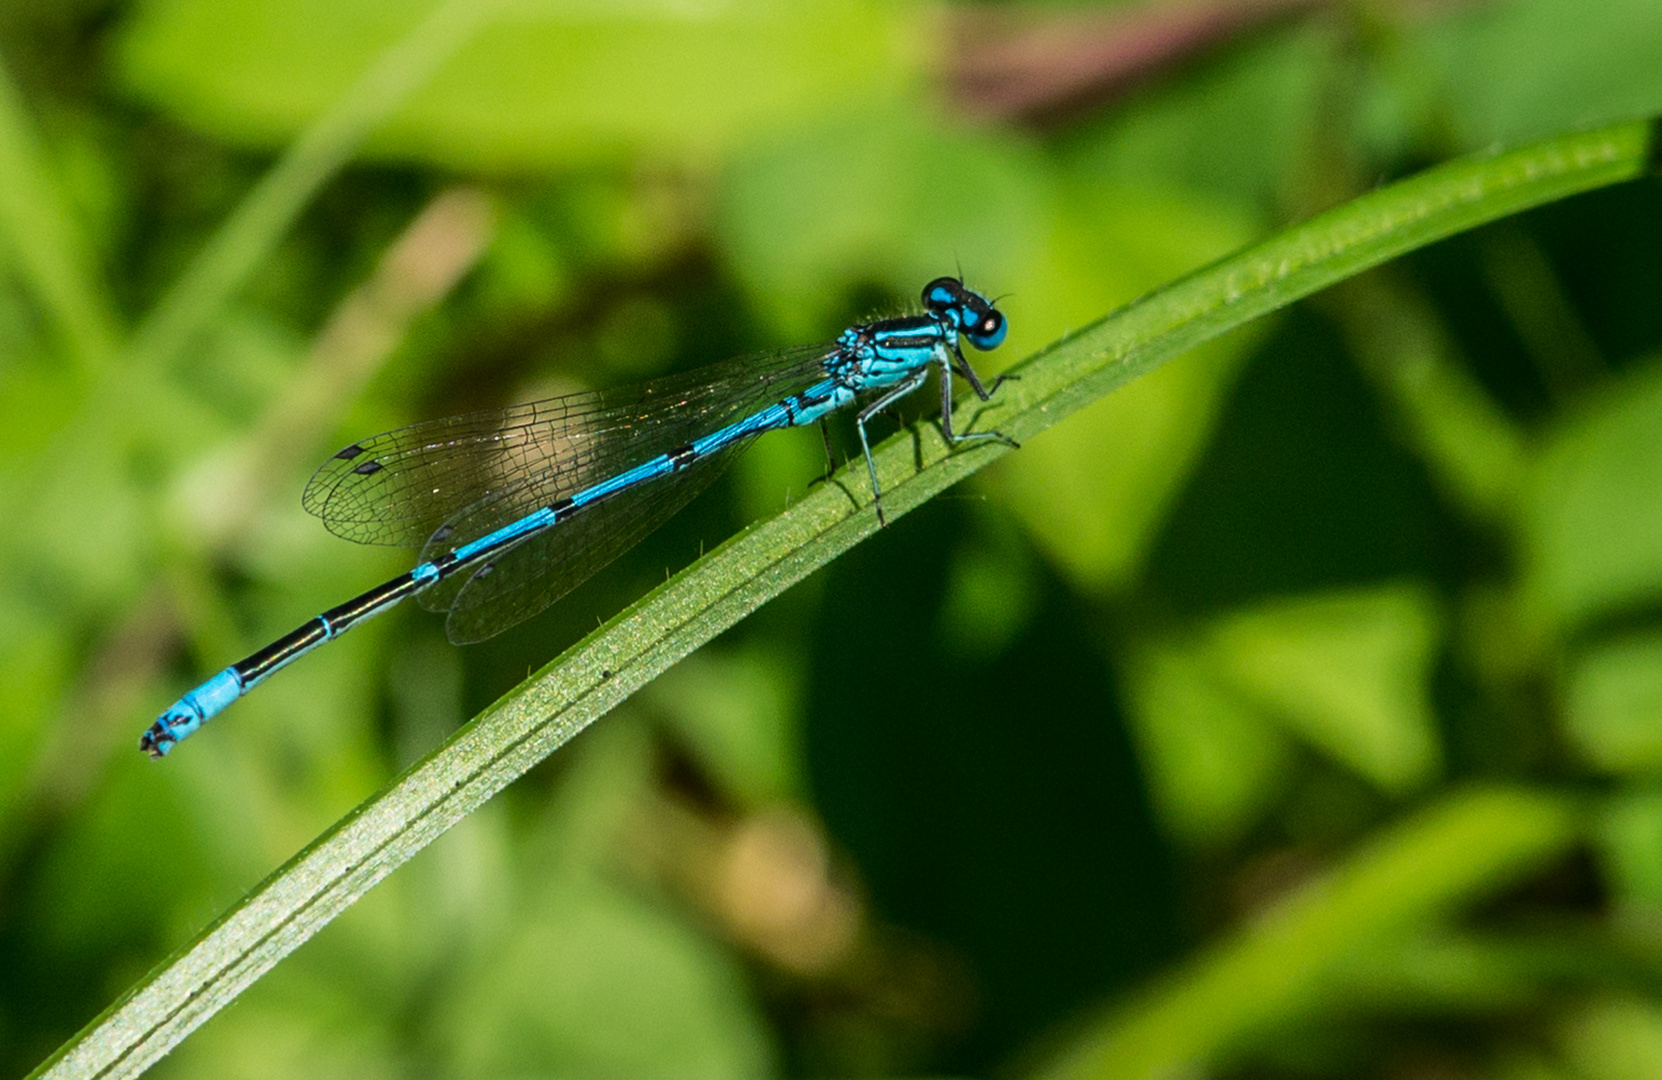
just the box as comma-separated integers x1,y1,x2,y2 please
922,277,1008,351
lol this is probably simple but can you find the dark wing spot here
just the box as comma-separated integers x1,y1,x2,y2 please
430,524,454,543
335,444,365,460
353,460,385,476
476,562,495,578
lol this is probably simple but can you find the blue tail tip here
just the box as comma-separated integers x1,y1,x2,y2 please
141,668,243,760
139,699,205,759
140,710,188,759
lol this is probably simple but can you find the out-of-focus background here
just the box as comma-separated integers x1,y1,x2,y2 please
6,0,1662,1077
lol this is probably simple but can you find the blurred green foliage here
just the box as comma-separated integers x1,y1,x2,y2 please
5,0,1662,1078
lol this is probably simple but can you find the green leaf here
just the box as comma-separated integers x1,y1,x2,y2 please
0,58,120,370
645,650,804,808
1329,273,1530,527
1038,787,1582,1080
0,613,72,786
445,880,774,1080
718,106,1048,338
447,723,774,1080
1125,584,1442,844
1525,359,1662,629
1559,997,1662,1080
1058,25,1328,213
1596,788,1662,911
124,0,495,376
1204,584,1443,794
30,120,1655,1080
1326,931,1582,1015
116,0,917,174
1122,640,1294,847
1564,634,1662,773
988,183,1264,592
1416,0,1662,149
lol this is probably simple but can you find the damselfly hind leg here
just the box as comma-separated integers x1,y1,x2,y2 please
817,418,837,481
855,368,931,527
938,357,1020,451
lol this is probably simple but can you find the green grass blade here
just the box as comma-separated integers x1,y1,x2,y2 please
31,119,1655,1080
1037,787,1582,1080
123,0,493,375
0,58,121,371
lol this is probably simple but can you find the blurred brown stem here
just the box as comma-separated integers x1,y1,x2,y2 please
196,186,497,550
950,0,1483,123
949,0,1327,122
20,188,496,836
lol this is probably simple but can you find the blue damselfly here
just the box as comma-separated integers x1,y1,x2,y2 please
141,277,1013,757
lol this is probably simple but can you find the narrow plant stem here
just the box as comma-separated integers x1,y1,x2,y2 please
123,0,495,377
0,57,121,373
4,0,496,558
29,119,1656,1080
200,186,498,550
1324,272,1531,526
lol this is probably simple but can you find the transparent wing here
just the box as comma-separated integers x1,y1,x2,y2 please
303,343,836,548
436,440,750,644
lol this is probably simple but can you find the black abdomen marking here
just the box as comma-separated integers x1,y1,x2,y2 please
237,620,329,683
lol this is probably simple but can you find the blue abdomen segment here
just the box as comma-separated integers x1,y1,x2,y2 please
139,667,244,757
140,568,433,757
